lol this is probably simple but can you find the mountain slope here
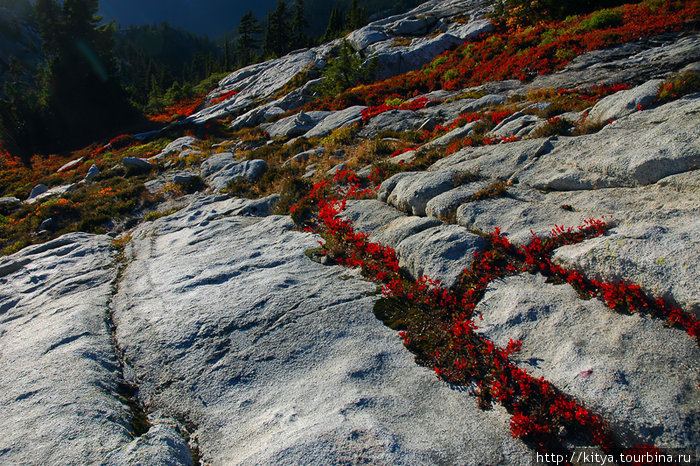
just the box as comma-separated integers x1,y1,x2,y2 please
0,0,698,464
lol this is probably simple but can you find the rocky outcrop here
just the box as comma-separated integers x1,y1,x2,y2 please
476,273,699,447
110,196,530,464
2,0,699,463
0,234,190,464
200,152,268,190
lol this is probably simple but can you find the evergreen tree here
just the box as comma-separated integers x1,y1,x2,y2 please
1,0,136,160
263,1,291,58
322,6,344,43
345,0,367,31
224,37,231,70
291,0,310,49
237,10,262,66
37,0,135,146
321,40,376,95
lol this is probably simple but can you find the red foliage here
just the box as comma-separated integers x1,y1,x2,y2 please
211,89,239,105
148,93,206,124
305,2,694,112
361,97,431,122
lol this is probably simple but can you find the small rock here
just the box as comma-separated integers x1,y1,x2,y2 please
84,164,100,181
327,163,347,175
28,184,48,200
123,157,154,171
173,174,194,186
39,218,58,232
57,157,83,173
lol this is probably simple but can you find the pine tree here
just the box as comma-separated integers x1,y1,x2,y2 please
237,10,262,66
321,40,376,95
291,0,310,49
322,6,344,43
224,37,231,71
1,0,136,159
345,0,367,31
263,1,291,58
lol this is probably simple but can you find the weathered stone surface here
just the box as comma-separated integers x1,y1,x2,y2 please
459,93,507,112
112,196,529,464
476,274,699,448
102,424,194,466
455,179,700,315
200,152,268,190
123,157,155,170
516,96,700,190
529,33,700,90
554,219,700,317
0,234,145,463
358,109,424,138
424,181,489,220
303,106,366,139
371,33,467,81
431,138,554,182
266,111,331,139
188,48,328,124
152,136,199,161
384,169,461,216
490,112,540,138
587,79,663,123
396,224,487,288
28,183,48,199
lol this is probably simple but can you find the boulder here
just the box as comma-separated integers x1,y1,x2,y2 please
303,106,366,139
395,224,487,288
587,79,664,123
458,93,507,113
266,111,331,139
384,169,462,216
28,183,48,200
515,96,700,190
0,233,190,464
490,112,540,138
282,147,326,167
424,181,490,220
26,184,76,204
39,217,58,232
200,153,268,190
123,157,154,171
358,109,425,138
84,164,100,181
151,136,198,161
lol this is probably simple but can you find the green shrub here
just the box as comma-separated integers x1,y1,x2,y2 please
579,9,623,31
531,117,573,138
658,71,700,101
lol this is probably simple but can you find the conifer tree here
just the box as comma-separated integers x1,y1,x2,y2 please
291,0,309,49
345,0,367,31
263,1,291,58
1,0,135,160
237,10,262,66
322,6,344,43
